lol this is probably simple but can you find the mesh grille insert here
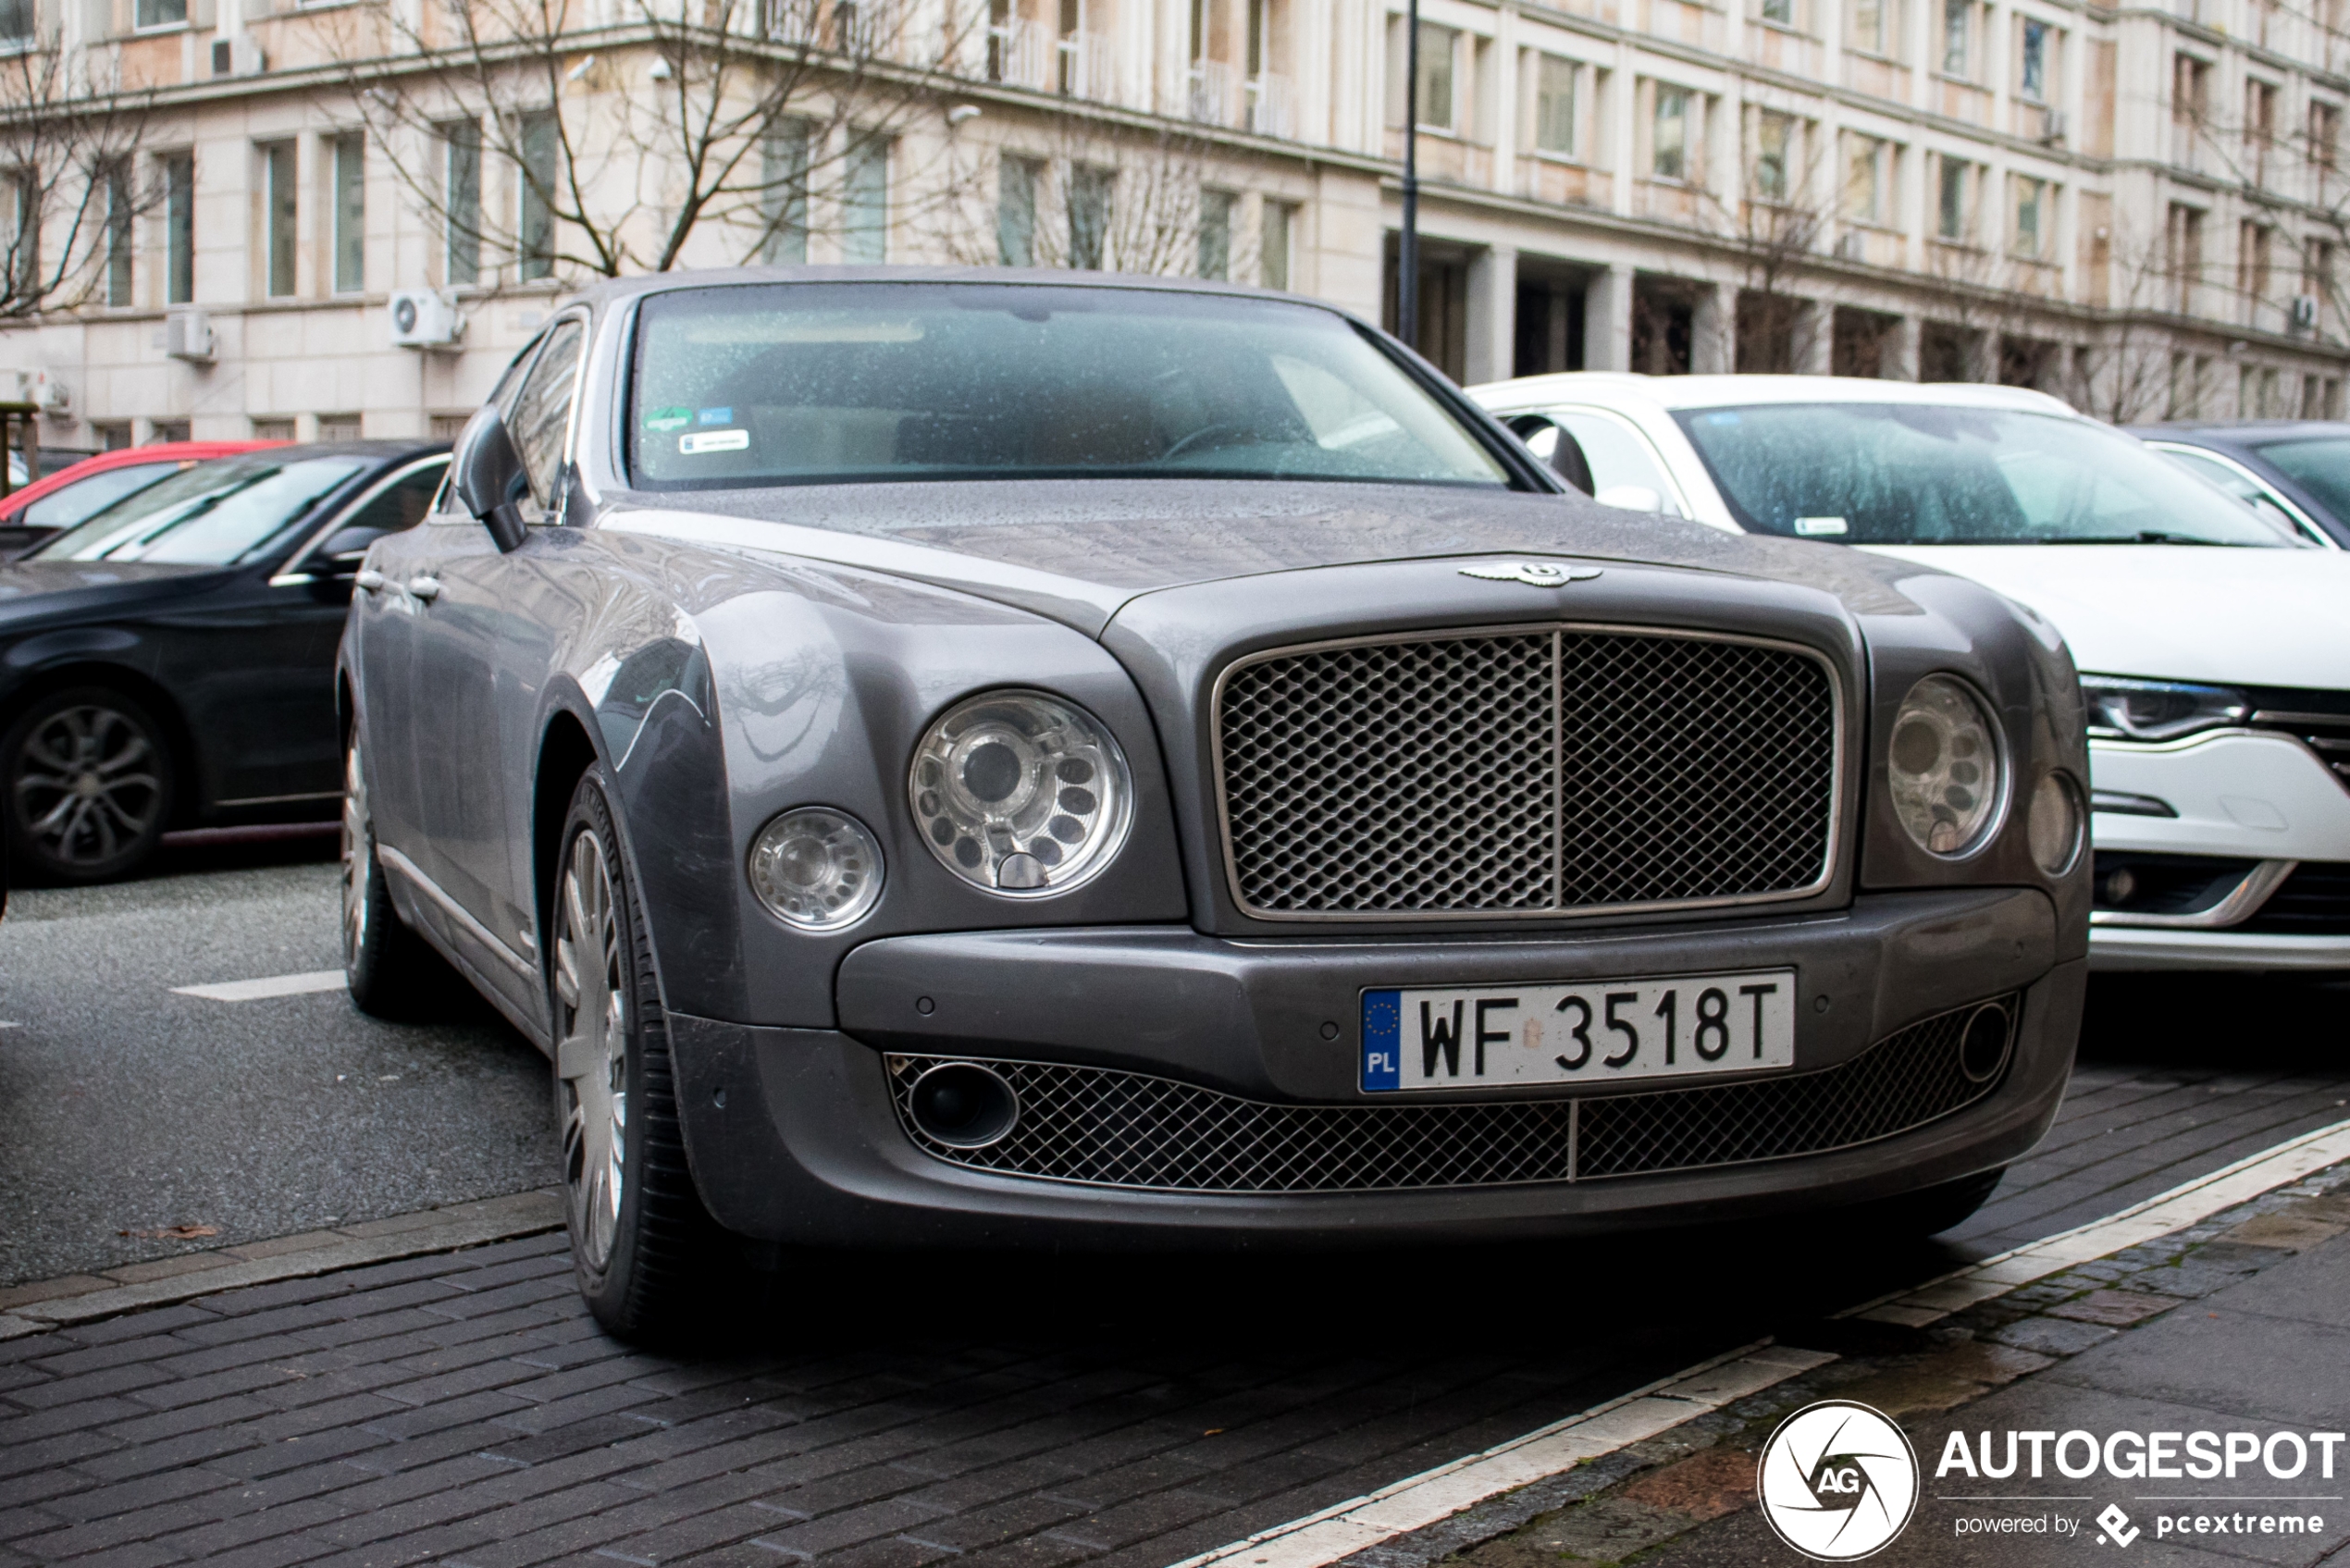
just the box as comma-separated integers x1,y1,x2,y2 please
1216,628,1839,918
884,995,2015,1194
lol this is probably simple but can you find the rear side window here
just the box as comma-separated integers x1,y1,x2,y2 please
21,462,182,528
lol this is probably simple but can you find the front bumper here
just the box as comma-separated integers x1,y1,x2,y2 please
666,889,2080,1249
2089,732,2350,970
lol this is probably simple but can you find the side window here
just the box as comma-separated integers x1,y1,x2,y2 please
340,461,449,540
2158,447,2324,543
1552,410,1684,513
434,334,547,520
506,317,587,511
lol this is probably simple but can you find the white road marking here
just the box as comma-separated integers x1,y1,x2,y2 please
171,969,347,1003
1167,1115,2350,1568
1842,1113,2350,1327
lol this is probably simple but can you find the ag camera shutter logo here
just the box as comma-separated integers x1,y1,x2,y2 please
1758,1401,1920,1561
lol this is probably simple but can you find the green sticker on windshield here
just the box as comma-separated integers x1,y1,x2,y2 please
644,406,692,433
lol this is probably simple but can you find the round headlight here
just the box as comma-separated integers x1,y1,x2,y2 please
748,808,884,930
1887,675,2004,857
2026,772,2084,876
910,690,1132,895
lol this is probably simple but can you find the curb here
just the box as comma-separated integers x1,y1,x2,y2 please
0,1188,564,1339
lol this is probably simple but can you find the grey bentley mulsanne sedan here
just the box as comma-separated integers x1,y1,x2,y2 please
338,267,2090,1337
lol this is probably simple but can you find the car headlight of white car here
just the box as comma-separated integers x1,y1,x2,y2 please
2080,675,2249,742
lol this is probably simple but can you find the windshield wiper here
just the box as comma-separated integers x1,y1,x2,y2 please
2047,530,2244,546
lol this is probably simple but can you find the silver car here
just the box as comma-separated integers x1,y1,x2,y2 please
338,268,2089,1338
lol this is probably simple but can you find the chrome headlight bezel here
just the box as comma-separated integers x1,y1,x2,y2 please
909,688,1135,898
746,807,885,932
1886,673,2010,859
2079,675,2250,743
2025,771,2084,876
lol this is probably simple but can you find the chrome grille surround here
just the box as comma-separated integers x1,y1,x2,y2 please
883,995,2015,1194
1210,624,1844,922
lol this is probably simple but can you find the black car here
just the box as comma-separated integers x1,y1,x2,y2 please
0,441,448,883
2130,419,2350,547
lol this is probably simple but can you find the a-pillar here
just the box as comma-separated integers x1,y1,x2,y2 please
1584,263,1635,372
1465,243,1518,386
1691,283,1733,374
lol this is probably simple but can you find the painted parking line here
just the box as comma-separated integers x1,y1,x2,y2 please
170,969,347,1003
1168,1115,2350,1568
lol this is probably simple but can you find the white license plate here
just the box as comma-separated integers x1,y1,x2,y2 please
1360,969,1798,1093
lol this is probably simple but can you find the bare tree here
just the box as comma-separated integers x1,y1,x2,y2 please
948,117,1256,280
319,0,979,289
1711,106,1832,373
2060,218,2181,423
0,43,157,318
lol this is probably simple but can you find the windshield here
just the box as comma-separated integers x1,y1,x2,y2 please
33,453,371,565
21,462,184,530
1673,402,2306,547
628,282,1512,490
2247,436,2350,524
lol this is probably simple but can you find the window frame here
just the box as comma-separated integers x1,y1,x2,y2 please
271,453,455,585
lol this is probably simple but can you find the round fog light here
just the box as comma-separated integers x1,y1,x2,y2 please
748,808,884,931
1959,1004,2012,1084
907,1062,1020,1148
2027,773,2084,876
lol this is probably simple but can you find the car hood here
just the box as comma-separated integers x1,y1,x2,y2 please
607,479,1943,635
1862,543,2350,689
0,559,223,619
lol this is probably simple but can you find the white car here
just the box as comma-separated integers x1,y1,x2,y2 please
1468,372,2350,972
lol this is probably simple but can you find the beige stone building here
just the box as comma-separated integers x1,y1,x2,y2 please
1,0,2345,447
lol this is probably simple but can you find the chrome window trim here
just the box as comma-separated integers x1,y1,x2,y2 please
2144,440,2337,549
1206,621,1849,924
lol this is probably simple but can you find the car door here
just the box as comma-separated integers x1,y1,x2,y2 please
405,315,587,1003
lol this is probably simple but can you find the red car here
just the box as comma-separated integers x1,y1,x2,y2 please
0,441,284,558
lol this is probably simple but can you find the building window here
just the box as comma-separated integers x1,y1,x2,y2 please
1416,23,1456,132
1761,0,1794,25
134,0,185,26
996,154,1036,266
842,137,887,264
105,165,131,306
518,110,556,281
2312,102,2341,174
331,134,364,293
1941,0,1968,76
317,413,362,442
761,120,809,265
2240,220,2273,307
163,150,193,304
1755,110,1794,203
2012,175,2046,257
260,142,295,297
151,420,190,442
443,121,481,287
2020,19,2047,100
1534,56,1576,156
1851,0,1886,55
1936,155,1968,240
1069,163,1111,269
1844,134,1888,224
251,417,294,440
1261,199,1293,289
2307,240,2334,306
1197,188,1232,279
1652,86,1690,180
0,0,32,47
93,423,130,451
1,175,34,300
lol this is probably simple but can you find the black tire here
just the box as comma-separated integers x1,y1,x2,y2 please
342,732,458,1018
2,685,175,883
550,765,727,1340
1863,1167,2006,1238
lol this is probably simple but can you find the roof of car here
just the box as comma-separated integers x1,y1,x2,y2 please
1469,372,2081,418
558,265,1330,314
0,439,285,520
2127,419,2350,445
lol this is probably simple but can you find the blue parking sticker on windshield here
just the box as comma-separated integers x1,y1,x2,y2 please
697,407,734,426
1362,990,1402,1092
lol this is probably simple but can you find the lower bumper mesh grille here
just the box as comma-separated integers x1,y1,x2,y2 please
884,995,2016,1194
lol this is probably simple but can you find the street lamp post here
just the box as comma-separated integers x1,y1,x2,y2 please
1399,0,1419,352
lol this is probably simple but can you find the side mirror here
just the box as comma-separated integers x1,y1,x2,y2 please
455,409,531,552
1594,483,1668,514
1503,414,1596,496
314,525,388,572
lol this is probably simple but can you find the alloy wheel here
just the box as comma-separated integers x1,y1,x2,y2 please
340,745,371,970
554,828,627,1270
13,702,164,870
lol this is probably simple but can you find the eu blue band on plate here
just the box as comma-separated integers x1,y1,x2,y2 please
1361,990,1402,1092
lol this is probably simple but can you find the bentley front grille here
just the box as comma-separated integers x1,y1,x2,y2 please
884,995,2016,1194
1213,627,1840,920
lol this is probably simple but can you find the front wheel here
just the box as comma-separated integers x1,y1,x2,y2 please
551,765,726,1340
342,734,456,1017
3,686,175,883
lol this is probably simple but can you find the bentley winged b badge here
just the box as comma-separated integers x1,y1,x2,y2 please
1459,562,1605,586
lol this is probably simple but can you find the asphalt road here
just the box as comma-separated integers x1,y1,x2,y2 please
2,833,2348,1296
0,830,557,1286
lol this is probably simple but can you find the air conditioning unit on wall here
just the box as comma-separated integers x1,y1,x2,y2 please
2292,293,2320,331
389,290,463,349
164,308,214,364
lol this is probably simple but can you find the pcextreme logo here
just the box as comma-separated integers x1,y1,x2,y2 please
1758,1401,1922,1561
